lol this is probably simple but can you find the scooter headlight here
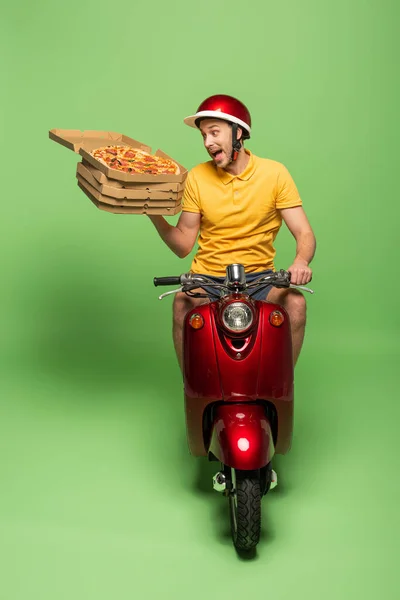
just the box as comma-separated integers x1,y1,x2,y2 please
222,302,253,333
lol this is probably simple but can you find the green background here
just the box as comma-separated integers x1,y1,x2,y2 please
1,1,398,598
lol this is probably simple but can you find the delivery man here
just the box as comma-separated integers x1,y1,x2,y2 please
148,94,316,372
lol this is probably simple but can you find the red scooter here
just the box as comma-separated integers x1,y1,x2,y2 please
154,264,313,551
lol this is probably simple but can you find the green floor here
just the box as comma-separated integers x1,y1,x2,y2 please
0,330,397,599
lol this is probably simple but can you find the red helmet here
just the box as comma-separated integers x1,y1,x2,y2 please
184,94,251,138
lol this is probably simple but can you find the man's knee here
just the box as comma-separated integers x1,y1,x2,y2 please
173,292,201,327
173,292,188,325
284,290,307,326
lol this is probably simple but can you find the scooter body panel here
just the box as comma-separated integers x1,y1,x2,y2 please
183,297,294,457
209,403,274,470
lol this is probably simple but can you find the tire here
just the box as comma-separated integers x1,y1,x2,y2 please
229,469,261,551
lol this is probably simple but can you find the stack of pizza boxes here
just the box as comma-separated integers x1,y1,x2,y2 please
49,130,187,215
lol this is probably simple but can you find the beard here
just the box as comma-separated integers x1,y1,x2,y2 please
209,146,233,168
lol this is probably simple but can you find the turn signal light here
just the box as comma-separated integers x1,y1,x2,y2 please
269,310,284,327
189,313,204,330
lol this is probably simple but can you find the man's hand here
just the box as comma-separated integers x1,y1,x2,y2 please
287,260,313,285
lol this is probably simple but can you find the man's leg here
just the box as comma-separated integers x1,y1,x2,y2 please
172,290,209,373
266,287,307,366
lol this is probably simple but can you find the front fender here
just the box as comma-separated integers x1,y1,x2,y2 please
208,404,274,470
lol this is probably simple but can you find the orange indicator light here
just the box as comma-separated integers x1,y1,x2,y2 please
189,313,204,329
269,310,284,327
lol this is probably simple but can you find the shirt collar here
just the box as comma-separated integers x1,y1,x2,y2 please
216,149,256,185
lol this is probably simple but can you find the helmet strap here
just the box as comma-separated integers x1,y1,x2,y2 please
231,123,242,162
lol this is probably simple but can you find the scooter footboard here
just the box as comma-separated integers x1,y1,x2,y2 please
209,403,274,470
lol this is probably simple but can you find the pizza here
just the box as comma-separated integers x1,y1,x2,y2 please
90,145,180,175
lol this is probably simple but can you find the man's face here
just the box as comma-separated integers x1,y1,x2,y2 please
199,119,234,169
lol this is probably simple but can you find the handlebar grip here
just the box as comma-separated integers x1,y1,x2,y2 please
153,276,181,287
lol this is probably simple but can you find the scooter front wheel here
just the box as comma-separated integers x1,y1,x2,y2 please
229,468,261,551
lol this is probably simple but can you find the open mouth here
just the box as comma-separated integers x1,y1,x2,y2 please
211,150,224,161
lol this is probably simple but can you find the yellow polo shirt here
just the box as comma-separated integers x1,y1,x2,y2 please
182,150,302,276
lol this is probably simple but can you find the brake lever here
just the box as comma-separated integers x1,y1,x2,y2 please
158,287,183,300
290,284,314,294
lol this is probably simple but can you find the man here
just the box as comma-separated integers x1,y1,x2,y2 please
148,94,316,372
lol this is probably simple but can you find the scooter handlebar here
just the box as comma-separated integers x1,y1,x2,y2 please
153,269,314,298
153,276,181,287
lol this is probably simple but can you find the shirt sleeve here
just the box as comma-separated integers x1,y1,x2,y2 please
275,164,302,209
182,170,201,214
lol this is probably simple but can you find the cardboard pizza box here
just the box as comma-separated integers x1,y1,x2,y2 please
78,181,182,216
81,159,185,193
76,174,179,208
49,129,150,154
77,176,182,215
77,162,184,202
49,128,187,184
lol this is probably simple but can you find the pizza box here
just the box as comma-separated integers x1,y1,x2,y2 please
76,174,178,208
80,147,187,184
81,159,185,193
77,162,184,202
49,129,187,184
78,182,182,216
77,177,182,215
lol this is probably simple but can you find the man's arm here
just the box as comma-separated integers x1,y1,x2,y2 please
147,211,201,259
280,206,316,285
